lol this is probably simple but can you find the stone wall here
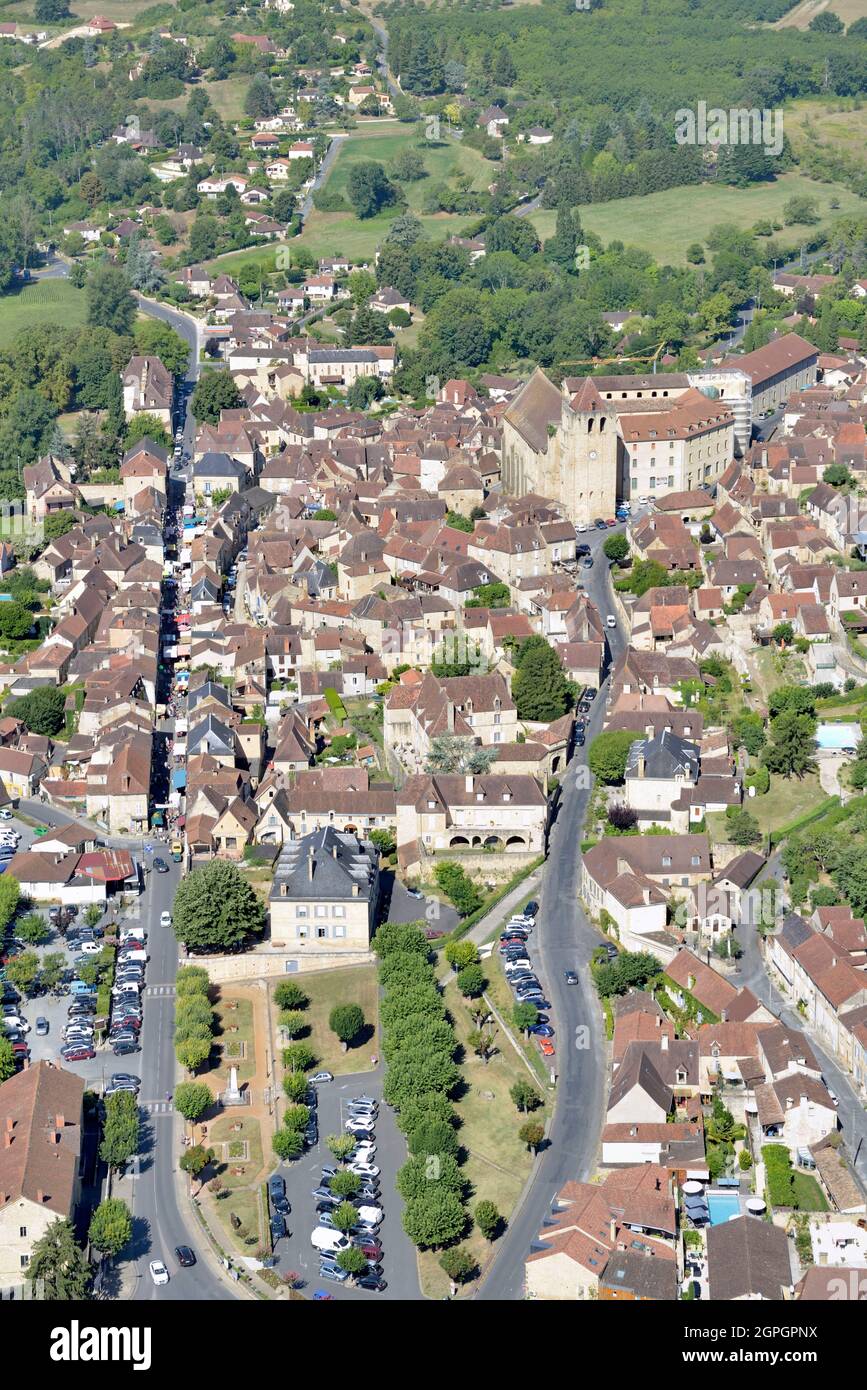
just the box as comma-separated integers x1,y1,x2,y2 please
182,947,374,984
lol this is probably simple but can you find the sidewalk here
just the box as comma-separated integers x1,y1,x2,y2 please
463,868,542,948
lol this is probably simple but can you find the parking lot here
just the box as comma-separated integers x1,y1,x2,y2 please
268,1072,421,1300
1,815,153,1095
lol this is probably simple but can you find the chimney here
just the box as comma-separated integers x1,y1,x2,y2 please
3,1132,11,1148
786,1095,794,1109
5,1116,13,1132
446,701,455,734
54,1113,64,1130
656,1015,662,1029
307,854,314,882
36,1188,44,1204
609,1218,617,1243
465,774,474,794
721,1009,728,1024
660,1034,669,1051
331,843,338,858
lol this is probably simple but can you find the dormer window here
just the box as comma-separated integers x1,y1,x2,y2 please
427,800,436,810
502,792,511,802
476,792,484,801
691,855,700,867
662,856,672,868
676,1068,687,1084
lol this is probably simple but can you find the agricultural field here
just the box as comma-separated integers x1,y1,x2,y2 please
0,277,86,348
530,172,867,265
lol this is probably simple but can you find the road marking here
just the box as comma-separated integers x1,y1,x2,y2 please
143,1101,174,1114
144,985,176,997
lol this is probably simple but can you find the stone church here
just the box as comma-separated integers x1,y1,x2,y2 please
501,369,619,525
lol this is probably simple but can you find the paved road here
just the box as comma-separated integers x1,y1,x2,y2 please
479,525,627,1299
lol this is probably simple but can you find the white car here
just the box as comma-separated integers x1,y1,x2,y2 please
0,809,12,820
160,912,172,928
356,1205,383,1224
348,1161,380,1178
149,1260,170,1286
351,1143,377,1159
606,615,617,628
575,523,587,533
79,941,102,955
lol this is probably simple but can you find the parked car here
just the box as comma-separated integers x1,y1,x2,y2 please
113,1040,140,1056
35,1016,49,1035
269,1173,290,1213
356,1274,387,1292
310,1071,333,1084
318,1263,350,1284
61,1043,95,1061
539,1039,556,1057
270,1213,287,1241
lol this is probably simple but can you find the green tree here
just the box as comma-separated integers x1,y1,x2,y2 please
603,533,629,563
134,319,189,378
330,1169,362,1198
396,1152,465,1201
809,10,843,31
408,1119,460,1159
475,1199,502,1241
279,1010,307,1038
0,1035,15,1082
763,709,818,779
445,941,479,972
771,621,794,647
99,1091,140,1171
373,920,430,958
511,635,570,721
0,875,21,932
518,1120,545,1153
588,730,640,784
327,1132,357,1163
87,263,136,335
456,964,486,998
16,912,49,946
89,1198,133,1257
434,861,483,916
176,1036,212,1073
0,602,36,641
439,1246,476,1285
336,1246,369,1277
173,1082,212,1123
172,860,265,951
347,162,398,220
274,980,308,1010
329,1003,366,1049
191,370,243,426
726,807,762,846
8,687,66,736
402,1188,465,1248
331,1200,360,1234
179,1143,213,1189
512,1003,539,1036
27,1218,90,1300
510,1079,542,1112
5,949,38,996
283,1042,316,1072
273,1127,305,1160
731,711,766,755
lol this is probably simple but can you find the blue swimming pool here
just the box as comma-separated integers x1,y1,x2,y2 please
816,722,861,751
707,1192,740,1225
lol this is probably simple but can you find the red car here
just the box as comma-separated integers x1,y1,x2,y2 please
605,518,617,527
538,1039,556,1058
11,1042,28,1058
61,1044,94,1061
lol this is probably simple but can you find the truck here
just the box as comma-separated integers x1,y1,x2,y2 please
171,841,183,863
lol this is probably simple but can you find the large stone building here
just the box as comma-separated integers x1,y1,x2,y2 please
268,825,380,960
501,371,619,526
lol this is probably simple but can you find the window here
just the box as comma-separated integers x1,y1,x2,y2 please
333,905,345,918
20,1254,29,1268
314,906,327,918
19,1226,26,1239
296,906,308,918
691,855,700,867
662,856,672,868
316,927,327,939
334,925,345,938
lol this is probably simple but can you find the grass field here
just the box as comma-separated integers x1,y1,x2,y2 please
295,123,491,264
785,97,867,167
708,770,828,842
275,964,379,1076
0,278,86,347
530,172,867,265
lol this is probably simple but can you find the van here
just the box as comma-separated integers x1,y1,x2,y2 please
118,949,147,964
71,981,97,997
120,929,146,944
310,1228,349,1254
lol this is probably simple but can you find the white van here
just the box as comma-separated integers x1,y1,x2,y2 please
118,948,147,964
310,1228,349,1254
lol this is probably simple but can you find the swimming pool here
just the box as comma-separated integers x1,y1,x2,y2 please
816,722,861,751
707,1191,741,1225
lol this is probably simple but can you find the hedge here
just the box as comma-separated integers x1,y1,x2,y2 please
323,687,347,721
769,795,840,847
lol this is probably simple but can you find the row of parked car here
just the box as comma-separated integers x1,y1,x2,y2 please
499,901,557,1058
60,922,149,1063
308,1094,387,1292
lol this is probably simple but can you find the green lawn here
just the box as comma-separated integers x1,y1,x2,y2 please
0,278,86,347
207,1113,267,1254
530,172,867,265
708,771,828,842
277,964,379,1076
212,994,256,1085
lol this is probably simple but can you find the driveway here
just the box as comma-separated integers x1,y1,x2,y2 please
269,1071,422,1300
